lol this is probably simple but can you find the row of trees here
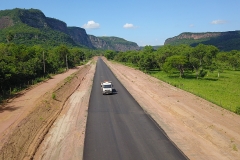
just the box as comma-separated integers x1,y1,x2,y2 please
0,43,96,98
107,44,240,78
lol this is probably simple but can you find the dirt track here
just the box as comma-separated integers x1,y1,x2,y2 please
0,57,240,160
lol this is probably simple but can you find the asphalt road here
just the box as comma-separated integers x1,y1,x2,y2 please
83,57,188,160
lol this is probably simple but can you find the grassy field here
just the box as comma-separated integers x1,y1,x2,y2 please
149,70,240,114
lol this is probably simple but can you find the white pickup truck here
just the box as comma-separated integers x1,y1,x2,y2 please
101,81,113,95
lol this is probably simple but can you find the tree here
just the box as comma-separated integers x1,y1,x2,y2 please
69,48,85,66
128,51,140,65
203,45,219,67
163,55,187,78
138,53,152,71
228,52,240,70
56,45,70,70
210,59,224,77
191,44,219,78
104,50,117,60
155,45,175,70
0,43,15,91
142,45,155,53
114,52,127,62
6,32,14,43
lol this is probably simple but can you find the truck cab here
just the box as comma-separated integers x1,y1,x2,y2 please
101,81,113,95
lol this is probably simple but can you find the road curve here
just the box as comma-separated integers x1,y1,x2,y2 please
83,57,188,160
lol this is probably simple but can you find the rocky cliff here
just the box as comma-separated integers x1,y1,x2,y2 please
165,32,221,43
18,9,48,28
89,35,108,49
0,8,139,51
47,18,69,34
164,31,240,51
0,16,14,29
68,27,94,48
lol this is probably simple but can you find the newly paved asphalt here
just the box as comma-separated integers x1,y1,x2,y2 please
83,57,188,160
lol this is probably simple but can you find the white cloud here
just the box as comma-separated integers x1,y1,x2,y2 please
82,21,100,29
123,23,135,29
211,20,227,25
189,24,195,28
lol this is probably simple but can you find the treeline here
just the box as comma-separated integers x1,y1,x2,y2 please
105,44,240,78
0,43,96,100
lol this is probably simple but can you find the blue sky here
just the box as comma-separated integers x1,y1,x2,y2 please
1,0,240,46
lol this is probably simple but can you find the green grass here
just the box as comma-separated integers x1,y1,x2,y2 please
232,144,238,151
52,93,56,100
149,70,240,114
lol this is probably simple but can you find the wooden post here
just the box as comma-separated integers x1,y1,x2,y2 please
66,54,68,70
43,51,45,74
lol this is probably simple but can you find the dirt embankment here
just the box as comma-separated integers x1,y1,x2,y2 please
0,63,92,160
104,58,240,160
34,59,96,160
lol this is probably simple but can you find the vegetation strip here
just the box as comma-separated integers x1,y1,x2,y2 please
0,42,96,102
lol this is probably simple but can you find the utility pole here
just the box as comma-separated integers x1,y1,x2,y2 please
43,51,45,74
66,54,68,70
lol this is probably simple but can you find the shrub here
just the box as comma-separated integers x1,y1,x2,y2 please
199,70,207,77
235,106,240,115
52,93,56,100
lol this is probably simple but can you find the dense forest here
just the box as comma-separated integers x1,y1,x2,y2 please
0,23,79,47
0,42,98,101
105,44,240,78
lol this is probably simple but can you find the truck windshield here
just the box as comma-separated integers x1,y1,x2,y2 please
103,85,112,88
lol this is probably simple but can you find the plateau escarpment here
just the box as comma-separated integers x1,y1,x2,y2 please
0,8,139,51
166,32,221,41
89,35,109,49
47,18,69,34
165,31,240,51
18,9,48,29
68,27,94,48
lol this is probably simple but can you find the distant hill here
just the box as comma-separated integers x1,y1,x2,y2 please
0,8,139,51
139,45,162,50
164,31,240,51
89,35,139,51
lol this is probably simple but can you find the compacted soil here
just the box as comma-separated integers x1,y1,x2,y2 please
0,57,240,160
34,60,96,160
0,61,94,160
